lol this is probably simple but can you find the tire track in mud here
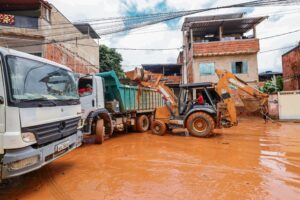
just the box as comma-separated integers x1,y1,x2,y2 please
38,167,73,200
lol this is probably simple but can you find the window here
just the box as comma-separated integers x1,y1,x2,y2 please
78,77,93,97
6,56,78,102
29,52,42,57
199,62,215,75
231,61,248,74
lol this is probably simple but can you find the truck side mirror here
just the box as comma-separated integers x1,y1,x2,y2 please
0,96,4,104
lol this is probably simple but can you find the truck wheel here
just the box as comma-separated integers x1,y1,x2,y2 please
151,120,167,136
186,112,215,137
136,115,150,132
148,115,154,130
95,119,104,144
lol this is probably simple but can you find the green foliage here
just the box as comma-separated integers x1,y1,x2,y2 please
276,76,283,91
259,76,283,94
99,45,125,78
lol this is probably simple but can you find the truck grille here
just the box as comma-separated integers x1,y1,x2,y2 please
22,117,80,145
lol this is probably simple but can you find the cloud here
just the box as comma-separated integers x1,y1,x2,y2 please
48,0,300,73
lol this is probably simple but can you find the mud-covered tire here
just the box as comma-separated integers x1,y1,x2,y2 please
148,115,154,130
186,112,215,137
136,115,150,132
95,119,104,144
151,120,167,136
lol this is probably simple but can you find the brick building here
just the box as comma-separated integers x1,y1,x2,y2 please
282,43,300,91
142,64,182,95
0,0,99,73
181,13,266,84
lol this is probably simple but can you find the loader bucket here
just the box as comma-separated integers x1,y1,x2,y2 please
240,96,261,112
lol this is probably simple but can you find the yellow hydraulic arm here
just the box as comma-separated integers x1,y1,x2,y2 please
215,69,269,126
125,68,178,118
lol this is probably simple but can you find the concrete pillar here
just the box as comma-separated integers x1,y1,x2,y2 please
219,26,223,41
253,26,257,38
190,29,193,49
183,31,187,84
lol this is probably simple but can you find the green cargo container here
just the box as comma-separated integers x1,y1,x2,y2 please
96,71,164,113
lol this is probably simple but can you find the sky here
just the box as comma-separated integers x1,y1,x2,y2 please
48,0,300,73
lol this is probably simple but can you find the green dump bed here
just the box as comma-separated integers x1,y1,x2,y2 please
96,71,164,113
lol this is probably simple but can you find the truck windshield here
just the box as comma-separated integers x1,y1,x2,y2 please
6,56,78,102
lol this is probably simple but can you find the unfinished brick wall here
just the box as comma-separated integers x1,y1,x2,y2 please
282,45,300,91
193,39,259,56
44,44,98,74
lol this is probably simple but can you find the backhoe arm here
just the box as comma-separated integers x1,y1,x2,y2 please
215,69,269,125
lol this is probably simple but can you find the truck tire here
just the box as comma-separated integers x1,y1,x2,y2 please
151,120,167,136
136,115,150,132
148,115,154,130
186,112,215,137
95,119,104,144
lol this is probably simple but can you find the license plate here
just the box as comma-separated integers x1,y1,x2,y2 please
55,141,70,154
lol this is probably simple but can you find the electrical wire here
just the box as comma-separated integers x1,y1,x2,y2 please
1,0,300,48
258,44,297,53
2,0,300,36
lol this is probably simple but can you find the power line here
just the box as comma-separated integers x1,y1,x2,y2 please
120,43,296,66
111,47,181,51
1,3,298,43
1,0,300,48
259,44,297,53
260,29,300,40
100,10,300,41
2,0,300,36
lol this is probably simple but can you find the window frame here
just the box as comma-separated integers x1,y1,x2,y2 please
231,60,248,74
199,62,215,76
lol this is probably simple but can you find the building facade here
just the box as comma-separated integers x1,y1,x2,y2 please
181,13,266,84
282,43,300,91
142,64,182,96
0,0,99,73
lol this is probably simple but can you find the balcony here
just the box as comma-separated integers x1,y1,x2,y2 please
0,14,39,29
192,39,260,57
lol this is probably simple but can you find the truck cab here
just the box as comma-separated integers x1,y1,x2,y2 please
0,47,82,181
78,75,113,144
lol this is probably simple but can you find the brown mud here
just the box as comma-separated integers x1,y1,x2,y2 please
1,117,300,200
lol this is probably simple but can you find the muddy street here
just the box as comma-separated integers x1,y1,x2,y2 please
1,117,300,200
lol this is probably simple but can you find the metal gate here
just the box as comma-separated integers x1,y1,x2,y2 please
278,90,300,120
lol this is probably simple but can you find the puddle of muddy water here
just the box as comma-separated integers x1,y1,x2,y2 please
1,117,300,200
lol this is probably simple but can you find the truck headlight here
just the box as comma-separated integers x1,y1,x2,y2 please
78,119,84,129
21,132,36,143
7,155,39,171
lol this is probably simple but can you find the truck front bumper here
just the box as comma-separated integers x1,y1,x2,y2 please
1,131,82,180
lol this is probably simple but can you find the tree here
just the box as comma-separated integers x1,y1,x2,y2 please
99,45,125,78
259,76,283,94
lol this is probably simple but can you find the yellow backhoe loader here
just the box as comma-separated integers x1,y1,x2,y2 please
126,68,269,137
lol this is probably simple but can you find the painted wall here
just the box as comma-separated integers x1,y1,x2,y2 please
0,3,99,74
40,5,99,72
192,53,259,83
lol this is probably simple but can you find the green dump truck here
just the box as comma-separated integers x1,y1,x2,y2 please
78,70,163,143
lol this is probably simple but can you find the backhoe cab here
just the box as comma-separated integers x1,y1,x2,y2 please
152,83,220,137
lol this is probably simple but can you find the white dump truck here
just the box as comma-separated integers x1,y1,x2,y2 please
78,71,164,144
0,47,82,181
